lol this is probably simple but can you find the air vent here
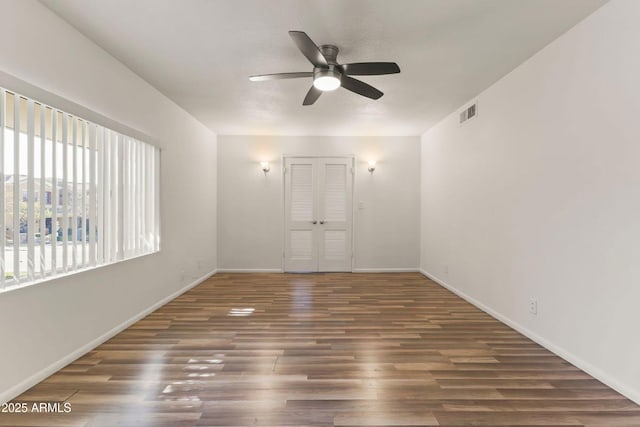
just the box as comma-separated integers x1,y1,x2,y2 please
459,101,478,124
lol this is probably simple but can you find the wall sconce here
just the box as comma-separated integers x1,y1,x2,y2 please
260,161,270,173
367,160,376,174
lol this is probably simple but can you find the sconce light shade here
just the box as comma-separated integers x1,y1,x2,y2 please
367,160,376,174
260,161,270,173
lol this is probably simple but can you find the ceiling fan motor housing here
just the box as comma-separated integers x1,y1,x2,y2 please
314,45,342,90
319,44,339,64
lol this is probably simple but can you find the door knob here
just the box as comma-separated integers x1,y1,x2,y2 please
319,220,326,224
312,220,317,224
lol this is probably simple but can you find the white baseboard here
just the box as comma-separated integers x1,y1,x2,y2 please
352,268,421,273
419,268,640,406
218,268,424,274
0,268,217,404
217,268,420,274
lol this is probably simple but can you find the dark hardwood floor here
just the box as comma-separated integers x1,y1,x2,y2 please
2,273,639,426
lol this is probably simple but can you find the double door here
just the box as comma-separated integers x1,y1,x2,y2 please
284,157,353,272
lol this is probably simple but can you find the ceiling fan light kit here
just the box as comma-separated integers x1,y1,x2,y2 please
313,66,341,91
249,31,400,105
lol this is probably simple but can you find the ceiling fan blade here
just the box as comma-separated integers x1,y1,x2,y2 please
303,86,322,106
341,76,383,100
341,62,400,76
289,31,328,67
249,72,313,82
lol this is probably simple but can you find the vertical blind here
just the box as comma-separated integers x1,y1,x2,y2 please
0,86,160,291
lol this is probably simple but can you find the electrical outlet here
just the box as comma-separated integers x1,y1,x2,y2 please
529,299,538,315
180,270,186,283
443,264,449,274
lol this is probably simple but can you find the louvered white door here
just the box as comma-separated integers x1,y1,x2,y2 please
284,158,317,271
317,158,352,271
284,157,352,272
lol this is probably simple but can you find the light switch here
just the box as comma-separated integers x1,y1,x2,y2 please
358,201,365,210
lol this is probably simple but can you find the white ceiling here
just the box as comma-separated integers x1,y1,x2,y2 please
41,0,606,136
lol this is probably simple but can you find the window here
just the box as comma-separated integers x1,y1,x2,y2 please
0,87,160,291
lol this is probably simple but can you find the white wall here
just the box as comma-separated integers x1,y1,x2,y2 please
218,135,420,271
0,0,217,401
421,0,640,404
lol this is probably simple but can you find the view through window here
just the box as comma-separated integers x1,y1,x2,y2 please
0,87,160,291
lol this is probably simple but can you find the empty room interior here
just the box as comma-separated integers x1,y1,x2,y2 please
1,0,640,426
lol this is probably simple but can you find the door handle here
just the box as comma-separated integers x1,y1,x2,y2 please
312,220,317,224
320,220,326,224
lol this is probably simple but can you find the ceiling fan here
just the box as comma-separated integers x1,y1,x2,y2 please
249,31,401,106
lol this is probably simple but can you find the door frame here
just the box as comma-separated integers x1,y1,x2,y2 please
281,154,356,272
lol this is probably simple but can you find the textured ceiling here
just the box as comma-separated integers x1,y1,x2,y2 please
41,0,606,136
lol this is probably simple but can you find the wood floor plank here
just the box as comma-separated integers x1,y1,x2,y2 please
1,272,638,426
